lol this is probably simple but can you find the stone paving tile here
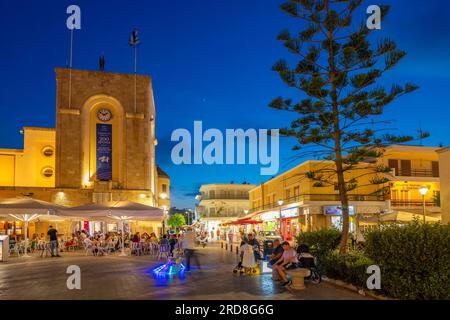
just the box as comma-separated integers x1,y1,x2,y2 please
0,243,371,300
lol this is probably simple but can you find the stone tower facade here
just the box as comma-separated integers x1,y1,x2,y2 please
55,68,158,202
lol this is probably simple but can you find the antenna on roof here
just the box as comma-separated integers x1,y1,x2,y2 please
66,5,81,109
99,54,105,71
418,128,424,146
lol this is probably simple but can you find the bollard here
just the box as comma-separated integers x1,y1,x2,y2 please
230,244,233,253
225,243,228,250
221,242,223,249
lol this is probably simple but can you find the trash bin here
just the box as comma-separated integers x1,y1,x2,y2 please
263,239,274,258
0,235,9,262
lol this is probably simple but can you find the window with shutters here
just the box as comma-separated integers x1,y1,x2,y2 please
294,186,300,197
388,159,399,175
432,161,439,177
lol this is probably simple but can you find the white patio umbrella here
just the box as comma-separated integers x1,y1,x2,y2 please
0,197,66,257
57,201,164,256
380,211,441,223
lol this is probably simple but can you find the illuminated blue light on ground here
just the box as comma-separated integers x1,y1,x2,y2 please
153,260,186,277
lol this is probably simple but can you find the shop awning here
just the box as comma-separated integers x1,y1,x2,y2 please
57,201,164,221
0,197,66,215
227,218,261,226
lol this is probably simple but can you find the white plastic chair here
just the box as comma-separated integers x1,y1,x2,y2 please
158,244,170,260
9,243,20,257
131,242,142,256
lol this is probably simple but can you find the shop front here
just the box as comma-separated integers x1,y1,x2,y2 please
323,205,356,232
259,211,280,233
280,207,300,241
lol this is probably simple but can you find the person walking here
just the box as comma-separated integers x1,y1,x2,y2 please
182,228,200,271
169,234,177,256
47,225,60,257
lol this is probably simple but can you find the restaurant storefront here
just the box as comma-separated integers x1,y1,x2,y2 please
280,207,299,241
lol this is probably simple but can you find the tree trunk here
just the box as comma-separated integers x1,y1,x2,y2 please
336,163,350,254
325,0,350,254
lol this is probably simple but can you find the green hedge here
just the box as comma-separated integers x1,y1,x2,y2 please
364,222,450,300
299,223,450,299
296,228,341,259
322,251,375,288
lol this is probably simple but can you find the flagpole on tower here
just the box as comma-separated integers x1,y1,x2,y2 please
129,29,140,113
68,28,74,109
66,4,81,109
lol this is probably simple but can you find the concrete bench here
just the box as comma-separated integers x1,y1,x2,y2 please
286,268,311,290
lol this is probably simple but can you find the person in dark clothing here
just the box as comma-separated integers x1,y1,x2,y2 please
47,225,60,257
268,239,284,266
169,234,177,256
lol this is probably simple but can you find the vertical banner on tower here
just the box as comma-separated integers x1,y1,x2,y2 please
96,124,112,181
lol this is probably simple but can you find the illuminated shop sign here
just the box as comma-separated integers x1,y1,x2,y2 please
323,206,355,216
280,207,299,219
260,211,280,221
96,123,112,181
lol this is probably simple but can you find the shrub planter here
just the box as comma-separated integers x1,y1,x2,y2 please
323,276,390,300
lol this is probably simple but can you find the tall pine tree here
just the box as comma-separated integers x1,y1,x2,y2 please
270,0,428,253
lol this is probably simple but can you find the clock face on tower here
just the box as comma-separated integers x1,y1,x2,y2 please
97,108,112,122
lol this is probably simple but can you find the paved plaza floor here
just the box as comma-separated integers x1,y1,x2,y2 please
0,243,371,300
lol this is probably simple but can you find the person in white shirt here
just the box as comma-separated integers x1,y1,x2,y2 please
273,241,298,286
182,228,200,271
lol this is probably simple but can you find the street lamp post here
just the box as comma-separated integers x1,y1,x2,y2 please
277,199,284,236
162,205,168,234
419,186,429,224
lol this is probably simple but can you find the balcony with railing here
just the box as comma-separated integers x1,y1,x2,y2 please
394,168,439,178
199,194,249,200
201,211,246,218
391,200,437,208
249,193,386,213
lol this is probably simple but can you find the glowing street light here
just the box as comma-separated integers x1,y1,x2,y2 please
419,186,429,224
160,193,167,200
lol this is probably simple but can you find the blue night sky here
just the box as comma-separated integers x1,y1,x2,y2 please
0,0,449,209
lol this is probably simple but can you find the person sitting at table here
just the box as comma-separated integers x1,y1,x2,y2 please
65,236,75,250
84,236,97,255
132,232,140,243
149,233,158,242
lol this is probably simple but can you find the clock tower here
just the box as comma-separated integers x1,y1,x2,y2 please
54,68,158,204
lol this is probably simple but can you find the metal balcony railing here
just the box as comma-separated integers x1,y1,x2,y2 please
201,212,245,218
391,200,437,207
199,195,249,200
249,193,386,213
395,169,439,178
